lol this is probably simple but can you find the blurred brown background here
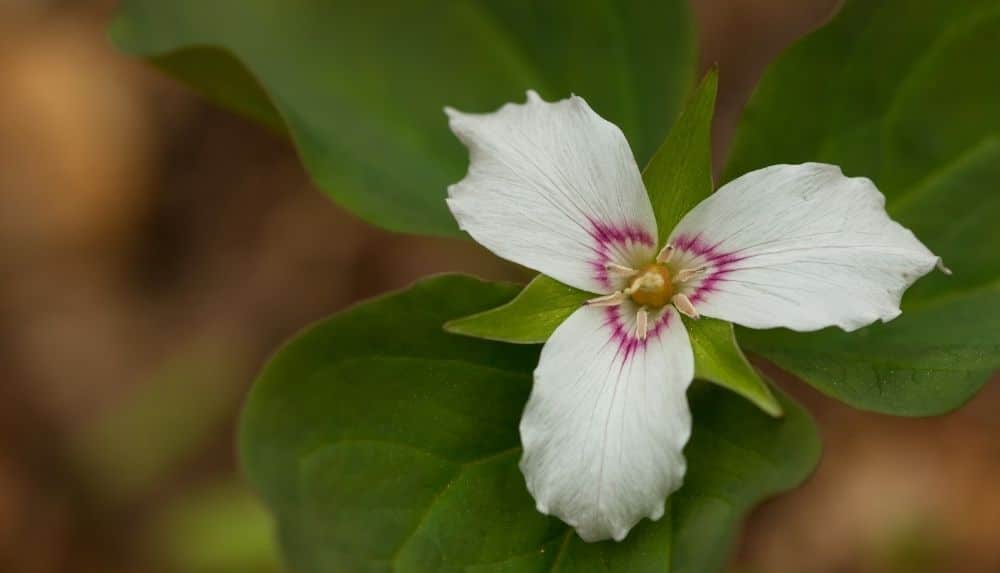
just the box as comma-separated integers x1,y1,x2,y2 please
0,1,997,572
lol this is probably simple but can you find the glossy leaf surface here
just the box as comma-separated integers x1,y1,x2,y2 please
726,0,1000,414
110,0,696,236
241,275,819,572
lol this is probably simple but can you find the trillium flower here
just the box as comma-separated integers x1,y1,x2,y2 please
445,92,945,542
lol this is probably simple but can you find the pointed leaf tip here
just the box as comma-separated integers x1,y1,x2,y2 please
643,68,719,242
686,317,783,417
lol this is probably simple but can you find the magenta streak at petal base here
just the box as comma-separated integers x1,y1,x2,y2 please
586,218,655,290
603,305,672,365
671,233,745,304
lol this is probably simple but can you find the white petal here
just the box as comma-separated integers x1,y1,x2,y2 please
668,163,940,332
446,92,657,294
519,304,693,542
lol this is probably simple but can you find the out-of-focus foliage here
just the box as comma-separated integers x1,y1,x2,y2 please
74,341,243,502
153,482,281,573
240,275,820,573
109,0,696,236
726,0,1000,415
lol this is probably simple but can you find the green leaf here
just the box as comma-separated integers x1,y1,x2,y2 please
241,274,820,572
444,275,590,344
109,0,696,237
684,317,781,417
643,68,718,243
724,0,1000,414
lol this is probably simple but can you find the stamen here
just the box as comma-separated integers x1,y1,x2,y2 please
656,244,675,264
936,259,952,275
635,307,649,340
586,291,627,307
672,294,700,319
604,262,638,276
674,266,707,283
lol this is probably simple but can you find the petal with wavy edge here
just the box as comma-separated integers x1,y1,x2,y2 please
447,92,657,294
519,303,693,542
668,163,941,332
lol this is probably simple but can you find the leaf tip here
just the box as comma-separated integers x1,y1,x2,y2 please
442,316,473,336
747,372,784,418
696,66,720,102
758,394,785,418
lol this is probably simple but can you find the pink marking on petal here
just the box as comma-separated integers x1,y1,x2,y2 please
671,233,745,304
587,218,655,289
602,305,673,366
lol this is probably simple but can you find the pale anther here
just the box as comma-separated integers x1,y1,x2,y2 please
586,291,627,307
674,266,707,283
936,259,952,275
635,307,649,340
655,244,675,264
672,294,700,319
605,262,638,276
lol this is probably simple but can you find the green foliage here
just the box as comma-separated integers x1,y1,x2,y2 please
240,275,819,572
726,0,1000,414
445,275,588,344
110,0,696,237
643,69,717,243
151,47,285,133
684,317,781,417
115,0,1000,568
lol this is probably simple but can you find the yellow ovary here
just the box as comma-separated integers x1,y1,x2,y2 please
628,263,674,308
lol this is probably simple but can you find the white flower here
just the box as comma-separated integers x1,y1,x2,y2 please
445,92,945,542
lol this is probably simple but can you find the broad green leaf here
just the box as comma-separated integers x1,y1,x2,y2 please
241,274,819,572
444,275,590,344
725,0,1000,415
643,68,718,242
109,0,696,237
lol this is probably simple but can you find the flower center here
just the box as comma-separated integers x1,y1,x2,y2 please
628,263,674,308
585,242,704,340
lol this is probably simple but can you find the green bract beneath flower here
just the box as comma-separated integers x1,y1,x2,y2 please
445,85,945,542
